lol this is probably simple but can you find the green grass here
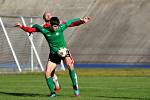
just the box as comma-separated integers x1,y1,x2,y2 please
0,68,150,100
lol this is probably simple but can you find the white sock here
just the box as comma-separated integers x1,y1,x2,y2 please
52,74,60,88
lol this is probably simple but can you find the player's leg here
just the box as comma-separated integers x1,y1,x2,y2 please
52,60,65,92
45,59,57,97
52,73,61,92
65,52,80,97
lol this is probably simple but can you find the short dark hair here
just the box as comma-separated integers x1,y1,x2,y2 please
50,17,60,26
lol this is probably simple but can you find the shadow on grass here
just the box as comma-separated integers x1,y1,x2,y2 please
0,91,65,97
97,95,150,100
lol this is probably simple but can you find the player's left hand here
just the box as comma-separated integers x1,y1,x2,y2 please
82,16,90,23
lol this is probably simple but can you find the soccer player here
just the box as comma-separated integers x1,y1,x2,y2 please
16,12,89,93
16,16,90,97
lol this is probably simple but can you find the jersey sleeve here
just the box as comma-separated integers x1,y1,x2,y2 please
60,18,81,31
61,20,84,27
32,24,49,33
69,20,84,27
66,18,81,26
20,25,37,33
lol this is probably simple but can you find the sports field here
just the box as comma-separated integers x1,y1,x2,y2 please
0,68,150,100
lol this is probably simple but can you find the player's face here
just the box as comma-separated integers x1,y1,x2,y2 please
44,13,52,22
52,25,59,31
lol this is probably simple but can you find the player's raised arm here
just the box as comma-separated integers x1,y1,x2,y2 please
15,22,37,33
61,19,84,27
66,16,90,26
68,16,90,27
59,18,81,30
65,18,81,27
60,17,90,31
32,24,49,34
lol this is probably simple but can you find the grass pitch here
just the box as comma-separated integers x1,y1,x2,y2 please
0,68,150,100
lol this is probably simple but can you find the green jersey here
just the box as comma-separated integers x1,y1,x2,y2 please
32,18,80,54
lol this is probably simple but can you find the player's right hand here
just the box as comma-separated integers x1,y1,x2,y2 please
14,22,22,27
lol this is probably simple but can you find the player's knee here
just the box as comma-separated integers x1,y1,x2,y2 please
66,59,71,65
45,63,56,78
67,63,74,70
65,57,74,70
45,69,52,78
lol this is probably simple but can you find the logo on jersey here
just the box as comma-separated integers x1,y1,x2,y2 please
47,34,51,37
56,32,59,36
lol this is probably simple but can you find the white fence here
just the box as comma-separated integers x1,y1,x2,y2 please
0,16,66,73
0,16,47,73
